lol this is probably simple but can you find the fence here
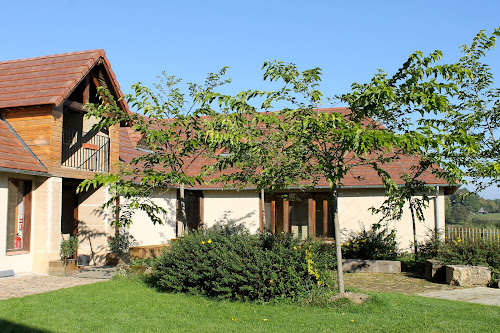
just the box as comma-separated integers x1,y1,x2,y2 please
446,225,500,242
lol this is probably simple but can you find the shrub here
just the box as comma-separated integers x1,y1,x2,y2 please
415,230,443,261
60,236,78,260
398,230,443,274
342,223,398,260
108,229,135,254
437,237,500,279
305,239,337,270
149,228,332,302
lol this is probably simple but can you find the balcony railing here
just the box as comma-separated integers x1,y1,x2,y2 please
62,128,110,172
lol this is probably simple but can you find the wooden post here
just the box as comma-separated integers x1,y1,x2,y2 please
199,194,204,229
308,196,315,237
23,181,32,252
283,198,290,233
83,76,90,104
271,199,276,234
323,199,328,237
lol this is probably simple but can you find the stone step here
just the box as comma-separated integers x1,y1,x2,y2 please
77,266,117,279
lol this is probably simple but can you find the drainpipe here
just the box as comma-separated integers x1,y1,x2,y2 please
261,189,266,231
434,186,440,234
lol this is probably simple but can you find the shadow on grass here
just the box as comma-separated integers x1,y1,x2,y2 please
0,319,50,333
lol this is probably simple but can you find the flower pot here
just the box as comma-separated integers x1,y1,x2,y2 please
48,259,78,276
105,253,130,266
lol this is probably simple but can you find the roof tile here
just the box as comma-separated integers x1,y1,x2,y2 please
0,49,126,110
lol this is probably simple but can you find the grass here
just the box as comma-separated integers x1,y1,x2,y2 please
449,213,500,228
1,278,499,333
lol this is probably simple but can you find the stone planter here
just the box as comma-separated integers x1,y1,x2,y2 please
342,259,401,273
105,253,130,266
425,259,446,283
48,259,78,276
446,265,491,286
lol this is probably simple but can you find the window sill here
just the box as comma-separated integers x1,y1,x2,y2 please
5,250,30,256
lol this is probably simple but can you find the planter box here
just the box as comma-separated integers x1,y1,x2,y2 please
48,260,78,276
129,245,166,259
342,259,401,273
425,259,446,283
105,253,130,266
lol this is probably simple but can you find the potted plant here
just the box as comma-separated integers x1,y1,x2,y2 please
48,236,79,276
105,230,135,266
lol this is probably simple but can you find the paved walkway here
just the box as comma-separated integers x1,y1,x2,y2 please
418,287,500,306
0,268,115,301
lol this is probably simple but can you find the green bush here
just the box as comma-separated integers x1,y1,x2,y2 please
108,229,135,254
60,236,78,260
305,239,338,270
397,231,444,274
149,227,332,302
341,223,398,260
437,237,500,279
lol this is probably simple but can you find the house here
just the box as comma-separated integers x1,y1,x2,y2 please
0,50,457,275
0,50,123,273
477,207,488,214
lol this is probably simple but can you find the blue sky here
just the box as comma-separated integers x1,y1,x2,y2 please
1,0,499,198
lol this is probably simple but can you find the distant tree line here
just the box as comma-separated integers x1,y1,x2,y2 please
445,188,500,226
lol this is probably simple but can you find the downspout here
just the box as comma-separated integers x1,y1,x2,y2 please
434,186,440,234
261,189,266,231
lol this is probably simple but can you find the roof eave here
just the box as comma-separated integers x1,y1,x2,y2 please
0,166,50,177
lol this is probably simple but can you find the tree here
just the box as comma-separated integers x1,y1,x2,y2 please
81,28,499,294
338,28,500,254
444,28,500,192
197,62,411,294
80,70,232,232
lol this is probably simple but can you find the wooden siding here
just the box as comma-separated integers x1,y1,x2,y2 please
2,104,120,179
2,105,53,169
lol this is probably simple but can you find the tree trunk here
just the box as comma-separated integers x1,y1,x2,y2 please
409,201,418,260
331,184,345,295
178,183,186,237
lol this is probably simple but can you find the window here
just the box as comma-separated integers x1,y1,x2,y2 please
177,189,204,236
6,179,32,253
263,192,333,238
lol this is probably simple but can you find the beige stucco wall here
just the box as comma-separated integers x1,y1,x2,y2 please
32,177,63,273
77,185,113,265
126,189,177,245
199,188,445,250
203,190,260,233
338,187,445,250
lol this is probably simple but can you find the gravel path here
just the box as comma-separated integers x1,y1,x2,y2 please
0,273,105,300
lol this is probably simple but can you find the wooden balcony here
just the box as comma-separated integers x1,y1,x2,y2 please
62,128,110,172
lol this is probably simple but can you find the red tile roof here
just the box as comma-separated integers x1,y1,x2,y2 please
0,49,128,110
119,108,452,190
0,116,48,174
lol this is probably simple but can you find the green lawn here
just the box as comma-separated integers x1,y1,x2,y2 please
449,213,500,228
1,278,499,332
